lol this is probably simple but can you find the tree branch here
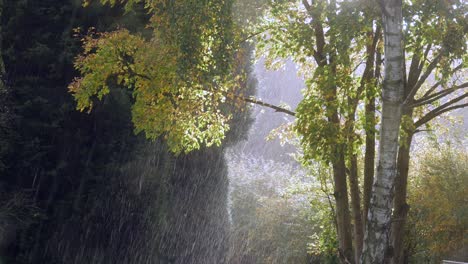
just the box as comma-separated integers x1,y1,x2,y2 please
303,0,327,66
420,80,442,100
235,29,270,46
129,67,297,116
420,64,464,98
406,48,422,92
422,43,432,65
356,25,380,99
404,53,442,104
413,129,434,134
223,91,296,116
410,82,468,108
414,93,468,128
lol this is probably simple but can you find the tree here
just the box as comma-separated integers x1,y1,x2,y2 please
255,1,381,262
0,1,154,261
391,1,467,262
361,0,404,262
69,0,467,262
0,0,257,262
70,0,240,154
253,1,466,262
406,141,468,262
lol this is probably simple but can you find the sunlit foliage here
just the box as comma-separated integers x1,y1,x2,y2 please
70,0,236,154
295,161,339,263
402,0,467,132
254,0,466,260
406,142,468,262
256,0,379,163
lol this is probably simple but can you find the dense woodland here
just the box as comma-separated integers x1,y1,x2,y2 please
0,0,466,264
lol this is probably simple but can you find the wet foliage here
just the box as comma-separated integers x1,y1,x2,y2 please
0,1,252,263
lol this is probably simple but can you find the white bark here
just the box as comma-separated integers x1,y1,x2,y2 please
361,0,404,263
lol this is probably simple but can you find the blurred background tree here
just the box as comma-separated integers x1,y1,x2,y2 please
405,139,468,263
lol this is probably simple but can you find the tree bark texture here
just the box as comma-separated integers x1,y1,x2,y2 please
332,148,354,263
362,31,381,243
349,154,363,264
362,96,375,230
361,0,405,262
363,47,381,229
391,130,413,264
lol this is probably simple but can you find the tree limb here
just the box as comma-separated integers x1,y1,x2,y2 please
420,64,464,98
223,91,296,116
413,129,434,134
406,48,422,92
356,25,380,101
410,82,468,108
235,29,270,46
404,53,442,104
422,43,432,65
302,0,327,66
414,93,468,128
128,67,297,116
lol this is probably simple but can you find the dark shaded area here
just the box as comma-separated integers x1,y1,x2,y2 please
0,0,253,263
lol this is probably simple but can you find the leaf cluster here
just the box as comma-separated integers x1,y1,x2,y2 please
407,143,468,261
256,0,378,163
70,0,238,154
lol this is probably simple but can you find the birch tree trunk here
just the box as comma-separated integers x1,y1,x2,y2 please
361,0,404,262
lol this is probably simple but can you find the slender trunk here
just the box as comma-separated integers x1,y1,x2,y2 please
357,25,380,262
391,113,413,264
349,154,363,263
361,0,404,262
362,96,375,229
345,115,363,263
362,35,381,260
332,148,354,263
327,17,354,259
362,47,380,225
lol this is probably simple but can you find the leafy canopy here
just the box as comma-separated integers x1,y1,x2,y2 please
256,0,379,163
256,0,467,163
70,0,236,154
71,0,467,156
